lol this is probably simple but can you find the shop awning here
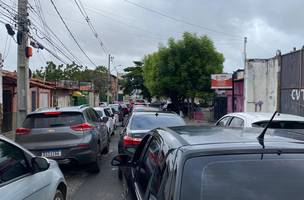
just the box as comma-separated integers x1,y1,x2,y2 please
72,91,84,97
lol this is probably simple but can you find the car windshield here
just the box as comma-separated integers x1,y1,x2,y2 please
181,154,304,200
252,121,304,129
130,113,185,130
111,105,119,111
23,112,84,128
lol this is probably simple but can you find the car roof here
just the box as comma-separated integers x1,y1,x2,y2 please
31,105,89,114
132,111,178,116
157,125,304,151
224,112,304,122
93,107,105,111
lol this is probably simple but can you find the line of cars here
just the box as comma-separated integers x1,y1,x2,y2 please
112,110,304,200
0,103,131,200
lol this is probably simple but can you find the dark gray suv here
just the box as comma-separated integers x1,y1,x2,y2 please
15,105,109,173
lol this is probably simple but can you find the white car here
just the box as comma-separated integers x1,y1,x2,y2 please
94,107,115,135
216,112,304,129
106,107,120,128
0,135,67,200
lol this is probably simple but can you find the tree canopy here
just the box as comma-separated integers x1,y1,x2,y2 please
122,61,151,100
143,32,224,107
33,62,108,100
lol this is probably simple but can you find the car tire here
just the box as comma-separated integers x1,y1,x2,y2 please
118,168,123,180
89,156,101,174
54,189,65,200
102,141,110,154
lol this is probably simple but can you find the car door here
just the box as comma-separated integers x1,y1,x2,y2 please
0,139,51,200
133,137,161,200
90,109,108,148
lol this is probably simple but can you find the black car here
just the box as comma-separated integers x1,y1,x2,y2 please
112,126,304,200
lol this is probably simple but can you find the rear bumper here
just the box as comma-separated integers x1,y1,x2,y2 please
30,146,97,165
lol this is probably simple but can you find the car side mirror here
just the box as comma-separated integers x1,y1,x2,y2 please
111,154,132,167
31,157,50,173
102,116,109,123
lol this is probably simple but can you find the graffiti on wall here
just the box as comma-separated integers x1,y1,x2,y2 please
291,89,304,101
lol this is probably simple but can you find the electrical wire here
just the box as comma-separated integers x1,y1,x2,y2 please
28,2,84,65
123,0,241,39
50,0,97,67
73,0,108,54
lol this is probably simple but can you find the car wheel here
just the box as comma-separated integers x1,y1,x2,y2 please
118,168,123,180
54,189,65,200
89,155,101,173
102,141,110,154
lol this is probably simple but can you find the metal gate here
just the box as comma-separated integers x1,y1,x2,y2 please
280,49,304,116
214,97,227,120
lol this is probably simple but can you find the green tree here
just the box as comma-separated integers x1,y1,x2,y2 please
122,61,151,101
143,32,224,111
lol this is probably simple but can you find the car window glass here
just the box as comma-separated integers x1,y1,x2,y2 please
217,117,231,126
136,138,161,197
104,109,111,117
95,110,103,117
0,140,30,184
229,117,244,127
91,109,101,122
130,114,185,130
23,112,84,128
84,109,93,123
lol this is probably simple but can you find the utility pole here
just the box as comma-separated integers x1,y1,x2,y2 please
243,36,248,112
17,0,30,127
107,54,113,104
0,53,3,132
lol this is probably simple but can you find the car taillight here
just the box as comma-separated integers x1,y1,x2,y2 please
71,123,93,131
123,135,142,145
16,127,31,135
44,111,61,116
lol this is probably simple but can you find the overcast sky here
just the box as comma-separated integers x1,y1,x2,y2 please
1,0,304,74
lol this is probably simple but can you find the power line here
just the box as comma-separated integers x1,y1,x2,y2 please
49,0,97,67
73,0,108,54
85,6,167,41
28,9,84,65
123,0,241,39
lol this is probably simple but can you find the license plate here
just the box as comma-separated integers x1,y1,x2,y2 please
41,150,62,157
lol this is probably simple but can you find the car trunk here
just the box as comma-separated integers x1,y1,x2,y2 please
15,112,87,150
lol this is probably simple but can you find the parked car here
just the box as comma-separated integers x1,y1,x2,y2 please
112,126,304,200
94,107,115,135
0,134,67,200
15,106,110,173
216,112,304,128
117,111,186,179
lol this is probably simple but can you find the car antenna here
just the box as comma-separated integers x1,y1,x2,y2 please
257,111,277,148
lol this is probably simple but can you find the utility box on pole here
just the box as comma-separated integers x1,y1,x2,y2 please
17,0,30,127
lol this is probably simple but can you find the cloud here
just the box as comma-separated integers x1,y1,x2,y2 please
1,0,304,75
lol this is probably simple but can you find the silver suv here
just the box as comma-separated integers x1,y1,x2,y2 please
15,106,109,173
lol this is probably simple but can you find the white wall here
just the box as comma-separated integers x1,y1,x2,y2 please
55,90,71,107
244,58,279,112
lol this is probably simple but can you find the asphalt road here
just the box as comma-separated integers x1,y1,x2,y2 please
61,127,125,200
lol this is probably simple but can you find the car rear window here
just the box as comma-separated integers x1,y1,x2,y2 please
23,112,84,128
181,154,304,200
252,120,304,129
130,114,185,130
